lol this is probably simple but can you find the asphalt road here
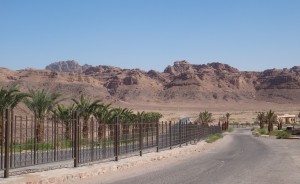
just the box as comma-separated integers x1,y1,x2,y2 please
79,128,300,184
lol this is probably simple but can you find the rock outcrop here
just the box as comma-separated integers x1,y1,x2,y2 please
1,60,299,104
46,60,92,73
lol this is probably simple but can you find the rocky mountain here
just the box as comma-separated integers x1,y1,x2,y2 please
45,60,92,73
1,61,300,106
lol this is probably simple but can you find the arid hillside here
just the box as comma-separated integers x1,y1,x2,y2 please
1,60,300,122
1,60,300,106
0,61,300,122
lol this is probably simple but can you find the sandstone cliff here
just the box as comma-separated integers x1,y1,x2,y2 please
0,61,299,105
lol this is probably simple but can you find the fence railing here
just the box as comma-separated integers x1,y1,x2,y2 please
0,109,222,178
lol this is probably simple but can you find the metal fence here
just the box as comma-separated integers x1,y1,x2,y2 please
0,109,221,178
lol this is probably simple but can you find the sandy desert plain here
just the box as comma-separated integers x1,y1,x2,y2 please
115,101,300,123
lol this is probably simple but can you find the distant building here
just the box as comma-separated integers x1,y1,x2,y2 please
277,114,296,123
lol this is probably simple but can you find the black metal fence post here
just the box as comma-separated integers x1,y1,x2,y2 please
197,125,200,142
54,116,57,162
185,121,188,146
103,124,107,159
1,112,4,170
139,117,143,156
90,117,94,161
33,116,37,165
161,122,164,147
169,121,172,149
4,109,11,178
190,123,192,144
156,121,159,152
179,121,182,147
10,109,13,168
74,111,79,167
114,117,119,161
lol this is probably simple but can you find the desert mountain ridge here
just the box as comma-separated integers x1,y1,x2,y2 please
1,60,300,107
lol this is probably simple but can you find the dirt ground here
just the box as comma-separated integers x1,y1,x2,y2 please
116,101,300,123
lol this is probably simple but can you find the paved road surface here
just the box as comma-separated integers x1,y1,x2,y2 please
76,128,300,184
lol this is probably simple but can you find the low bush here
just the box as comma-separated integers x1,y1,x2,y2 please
206,133,223,143
257,128,268,135
276,131,292,139
252,128,268,137
269,130,281,136
227,127,234,133
252,131,260,137
268,130,291,139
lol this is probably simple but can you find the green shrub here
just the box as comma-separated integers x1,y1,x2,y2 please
268,130,291,139
227,127,234,133
252,128,268,137
206,133,223,143
257,128,267,135
57,138,73,149
277,131,292,139
252,131,261,137
269,130,281,136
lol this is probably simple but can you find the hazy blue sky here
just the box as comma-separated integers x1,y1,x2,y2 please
1,0,299,71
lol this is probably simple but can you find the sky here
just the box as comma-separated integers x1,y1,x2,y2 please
0,0,300,72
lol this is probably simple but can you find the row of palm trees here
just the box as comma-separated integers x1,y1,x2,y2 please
257,110,277,132
0,85,29,143
197,111,231,130
0,85,162,142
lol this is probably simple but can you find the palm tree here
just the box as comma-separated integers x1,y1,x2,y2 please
24,89,62,142
266,110,276,133
143,112,163,123
198,111,214,127
55,104,76,140
93,104,111,123
277,118,283,130
100,107,125,137
225,112,231,130
109,107,131,123
257,112,265,129
72,95,100,139
0,84,28,112
93,104,111,138
0,85,28,143
130,111,147,123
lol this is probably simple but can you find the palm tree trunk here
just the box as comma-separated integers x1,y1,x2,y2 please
37,119,45,143
271,122,273,132
109,125,114,137
260,121,264,129
0,114,3,145
65,122,72,140
0,113,4,167
279,122,282,130
82,119,89,139
97,124,104,138
268,121,273,133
